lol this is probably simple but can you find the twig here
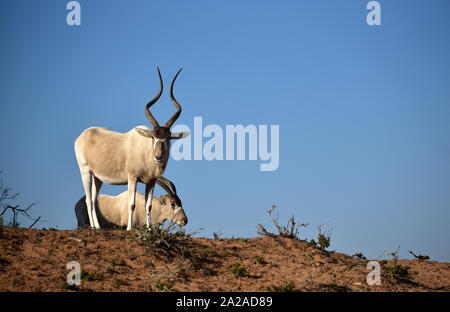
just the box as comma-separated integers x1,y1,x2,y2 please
29,216,41,228
408,250,430,261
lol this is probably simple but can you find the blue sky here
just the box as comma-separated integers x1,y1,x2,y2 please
1,0,449,261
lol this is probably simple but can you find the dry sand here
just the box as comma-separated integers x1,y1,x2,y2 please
0,227,449,292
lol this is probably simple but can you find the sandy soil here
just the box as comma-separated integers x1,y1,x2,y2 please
0,227,449,292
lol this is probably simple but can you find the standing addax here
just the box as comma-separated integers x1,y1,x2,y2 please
74,68,190,230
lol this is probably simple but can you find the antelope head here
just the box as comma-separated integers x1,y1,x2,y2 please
155,178,188,226
135,68,190,163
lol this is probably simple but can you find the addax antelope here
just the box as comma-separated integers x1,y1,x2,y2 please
75,177,188,229
74,68,190,230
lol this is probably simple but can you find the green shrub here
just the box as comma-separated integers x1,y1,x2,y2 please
80,270,97,283
254,255,265,264
317,225,332,252
231,263,248,278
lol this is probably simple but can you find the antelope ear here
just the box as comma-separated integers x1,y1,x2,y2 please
135,127,154,138
170,132,190,140
159,197,166,205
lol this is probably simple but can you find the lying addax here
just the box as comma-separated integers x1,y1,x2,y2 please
74,68,190,230
75,177,188,229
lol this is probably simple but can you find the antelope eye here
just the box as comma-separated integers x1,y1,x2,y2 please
171,203,175,209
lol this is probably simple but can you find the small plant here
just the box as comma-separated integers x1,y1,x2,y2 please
213,228,222,239
381,246,412,280
265,280,295,292
130,224,199,257
256,205,309,240
62,281,78,291
204,246,227,257
325,282,349,292
177,268,188,279
80,270,97,283
154,280,174,292
254,255,265,264
110,259,126,268
0,255,10,266
386,264,411,278
317,224,332,252
231,263,248,278
115,279,128,287
322,272,349,291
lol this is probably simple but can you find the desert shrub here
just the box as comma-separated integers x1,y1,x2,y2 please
231,263,248,278
352,252,367,260
203,246,228,257
80,270,98,283
257,205,309,240
110,259,125,268
176,268,188,279
408,250,430,261
381,246,413,280
321,273,349,292
115,279,128,287
154,280,174,292
130,224,198,257
0,171,42,228
62,271,97,290
317,224,332,252
62,281,78,291
386,264,411,278
265,280,295,292
253,255,265,264
325,282,350,292
213,228,222,239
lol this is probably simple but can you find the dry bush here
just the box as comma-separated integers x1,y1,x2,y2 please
256,205,309,240
0,170,43,228
129,224,197,257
